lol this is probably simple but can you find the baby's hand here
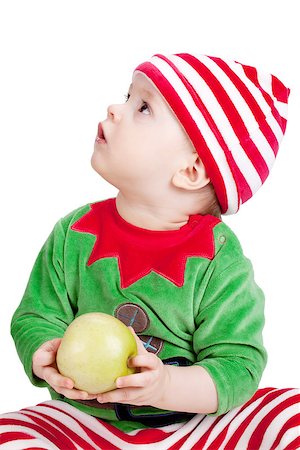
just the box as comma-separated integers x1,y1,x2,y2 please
32,338,96,401
96,328,170,408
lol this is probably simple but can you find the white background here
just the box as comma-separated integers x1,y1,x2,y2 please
0,0,299,414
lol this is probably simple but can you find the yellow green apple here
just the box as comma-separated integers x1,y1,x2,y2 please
56,312,138,394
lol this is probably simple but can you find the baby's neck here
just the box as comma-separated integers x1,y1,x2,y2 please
115,193,191,231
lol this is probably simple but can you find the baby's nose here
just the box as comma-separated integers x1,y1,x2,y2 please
107,103,122,121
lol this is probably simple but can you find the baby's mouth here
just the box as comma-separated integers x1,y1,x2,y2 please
96,122,106,144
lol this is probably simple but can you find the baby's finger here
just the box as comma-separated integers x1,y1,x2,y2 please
128,327,148,354
39,338,62,354
54,386,91,401
116,372,148,389
43,366,74,390
47,338,62,352
128,354,158,370
34,350,56,367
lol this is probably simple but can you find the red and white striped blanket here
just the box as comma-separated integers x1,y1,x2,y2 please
1,388,299,449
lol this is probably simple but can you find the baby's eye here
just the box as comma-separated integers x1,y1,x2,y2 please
124,93,150,115
139,101,150,115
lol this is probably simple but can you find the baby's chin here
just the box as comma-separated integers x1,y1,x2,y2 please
90,159,120,190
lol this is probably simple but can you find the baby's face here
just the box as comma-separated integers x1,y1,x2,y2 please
91,73,194,196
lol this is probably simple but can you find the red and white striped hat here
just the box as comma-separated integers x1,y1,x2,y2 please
134,54,290,215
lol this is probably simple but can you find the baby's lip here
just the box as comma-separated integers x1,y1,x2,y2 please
96,122,106,143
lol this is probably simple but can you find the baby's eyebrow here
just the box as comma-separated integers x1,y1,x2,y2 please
128,83,155,100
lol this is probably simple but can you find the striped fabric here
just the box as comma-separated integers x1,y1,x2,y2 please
134,54,290,215
1,388,299,449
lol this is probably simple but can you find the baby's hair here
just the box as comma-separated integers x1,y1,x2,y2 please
198,182,222,218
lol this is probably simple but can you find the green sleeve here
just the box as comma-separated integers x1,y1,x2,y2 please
10,218,76,387
193,227,267,416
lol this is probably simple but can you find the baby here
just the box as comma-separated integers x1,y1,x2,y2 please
2,53,299,449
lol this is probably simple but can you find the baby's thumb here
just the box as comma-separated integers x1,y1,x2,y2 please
33,338,62,367
48,338,63,353
128,327,147,354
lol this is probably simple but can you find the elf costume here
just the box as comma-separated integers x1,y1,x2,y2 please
5,198,300,448
10,197,267,431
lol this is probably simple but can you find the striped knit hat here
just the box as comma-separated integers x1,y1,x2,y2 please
134,54,290,215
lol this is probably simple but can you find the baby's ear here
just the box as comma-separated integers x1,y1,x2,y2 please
172,155,210,191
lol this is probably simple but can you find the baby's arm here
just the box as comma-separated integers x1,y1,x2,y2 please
11,218,76,389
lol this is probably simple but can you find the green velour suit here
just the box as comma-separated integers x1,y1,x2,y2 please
11,197,267,432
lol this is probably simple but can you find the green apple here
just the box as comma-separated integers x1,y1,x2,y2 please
56,312,138,394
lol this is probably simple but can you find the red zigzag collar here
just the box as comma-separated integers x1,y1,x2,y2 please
71,198,220,288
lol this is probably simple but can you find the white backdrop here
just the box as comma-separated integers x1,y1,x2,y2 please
0,0,299,414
